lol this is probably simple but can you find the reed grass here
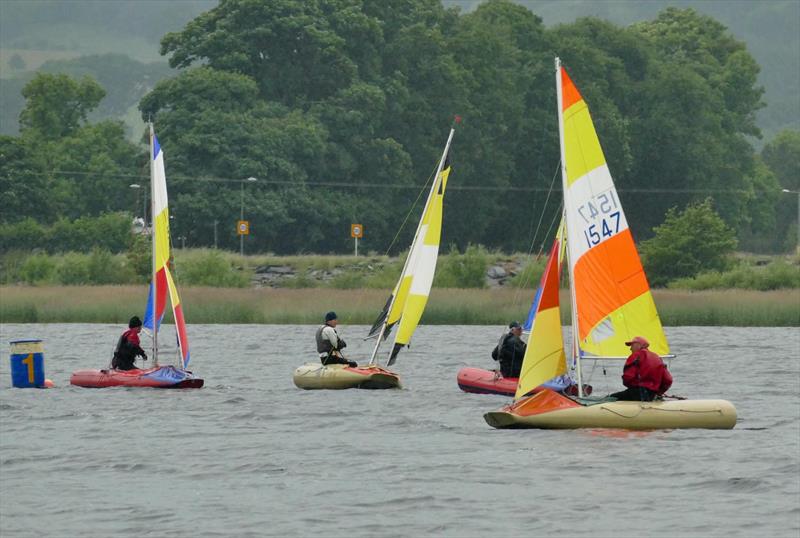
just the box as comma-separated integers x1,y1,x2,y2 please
1,286,797,326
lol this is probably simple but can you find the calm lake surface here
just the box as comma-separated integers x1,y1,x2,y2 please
1,324,798,538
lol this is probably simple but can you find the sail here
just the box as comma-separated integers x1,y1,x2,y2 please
149,133,191,368
378,130,454,365
522,222,568,332
556,60,668,357
515,226,568,399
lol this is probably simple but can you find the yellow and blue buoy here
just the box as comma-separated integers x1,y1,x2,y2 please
9,339,48,388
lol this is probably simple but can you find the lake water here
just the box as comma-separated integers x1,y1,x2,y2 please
1,324,798,538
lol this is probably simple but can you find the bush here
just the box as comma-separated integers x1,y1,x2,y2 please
126,233,151,281
87,248,133,284
0,250,30,284
670,259,800,290
20,254,56,284
176,250,249,287
641,199,738,287
56,253,91,284
506,256,547,288
435,244,489,288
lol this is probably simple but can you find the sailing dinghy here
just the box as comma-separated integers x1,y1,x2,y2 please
484,59,735,429
71,125,203,389
457,222,585,397
293,124,456,390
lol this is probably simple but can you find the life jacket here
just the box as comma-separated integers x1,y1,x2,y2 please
316,325,336,354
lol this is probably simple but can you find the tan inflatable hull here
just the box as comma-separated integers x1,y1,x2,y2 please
293,363,401,390
485,398,737,430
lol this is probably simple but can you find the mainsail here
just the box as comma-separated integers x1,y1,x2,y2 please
368,127,455,366
143,126,191,369
556,58,669,359
515,221,567,399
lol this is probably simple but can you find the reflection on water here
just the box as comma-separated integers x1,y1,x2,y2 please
0,324,798,538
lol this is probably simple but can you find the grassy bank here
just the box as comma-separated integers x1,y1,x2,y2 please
1,286,797,326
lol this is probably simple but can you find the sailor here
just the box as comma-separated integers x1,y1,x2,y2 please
112,316,148,370
491,321,527,378
610,336,673,401
316,311,357,367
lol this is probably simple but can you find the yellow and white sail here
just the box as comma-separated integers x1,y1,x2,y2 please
368,127,455,366
556,58,668,358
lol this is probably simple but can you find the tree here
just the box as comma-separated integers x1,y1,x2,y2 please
640,198,738,286
19,73,106,139
762,129,800,251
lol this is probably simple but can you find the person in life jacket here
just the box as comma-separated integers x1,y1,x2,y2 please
610,336,673,401
316,311,357,367
111,316,148,370
491,321,527,378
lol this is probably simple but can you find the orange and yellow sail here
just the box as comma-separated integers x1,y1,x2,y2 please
515,221,568,399
556,59,668,357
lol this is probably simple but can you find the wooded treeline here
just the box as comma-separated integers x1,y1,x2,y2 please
1,0,798,255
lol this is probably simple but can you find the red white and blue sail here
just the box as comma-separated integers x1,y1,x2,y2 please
144,131,190,369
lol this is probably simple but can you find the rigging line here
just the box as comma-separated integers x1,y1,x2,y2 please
512,202,562,317
511,159,562,310
21,169,778,194
381,162,438,258
348,160,438,331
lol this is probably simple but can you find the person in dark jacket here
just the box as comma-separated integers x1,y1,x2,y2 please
492,321,527,378
610,336,673,401
112,316,148,370
316,311,357,367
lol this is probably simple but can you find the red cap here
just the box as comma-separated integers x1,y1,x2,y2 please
624,336,649,348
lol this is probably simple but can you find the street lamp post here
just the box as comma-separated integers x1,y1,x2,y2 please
240,177,257,256
782,189,799,255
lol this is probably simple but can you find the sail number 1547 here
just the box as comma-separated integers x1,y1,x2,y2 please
577,191,621,248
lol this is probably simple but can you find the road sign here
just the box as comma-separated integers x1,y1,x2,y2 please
351,223,363,238
237,220,249,235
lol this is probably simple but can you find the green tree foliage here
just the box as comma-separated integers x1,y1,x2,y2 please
762,129,800,251
2,74,145,224
1,2,789,255
0,213,132,253
19,73,106,139
640,199,738,286
762,130,800,191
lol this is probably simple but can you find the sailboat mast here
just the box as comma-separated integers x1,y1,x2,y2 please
555,57,583,397
367,126,456,367
149,122,159,366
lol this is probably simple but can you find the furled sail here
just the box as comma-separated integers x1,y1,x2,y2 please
556,60,668,357
515,222,568,399
368,127,455,366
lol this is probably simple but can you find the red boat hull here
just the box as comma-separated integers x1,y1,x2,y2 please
457,367,590,397
70,366,203,389
457,367,518,396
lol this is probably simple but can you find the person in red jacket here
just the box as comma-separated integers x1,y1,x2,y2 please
111,316,148,370
610,336,672,401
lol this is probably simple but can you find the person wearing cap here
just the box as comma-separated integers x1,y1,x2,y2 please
316,311,357,367
111,316,148,370
491,321,527,378
610,336,673,401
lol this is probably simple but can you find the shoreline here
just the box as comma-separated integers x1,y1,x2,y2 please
1,286,798,326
